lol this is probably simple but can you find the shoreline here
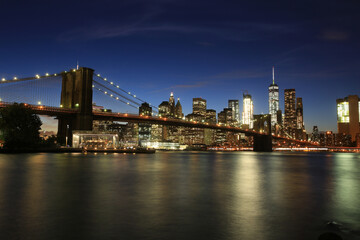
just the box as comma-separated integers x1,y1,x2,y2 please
0,148,156,154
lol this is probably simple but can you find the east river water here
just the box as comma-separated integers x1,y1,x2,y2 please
0,152,359,240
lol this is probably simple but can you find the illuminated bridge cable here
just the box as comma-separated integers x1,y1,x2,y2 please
93,86,140,110
94,74,159,110
92,80,141,107
0,73,61,85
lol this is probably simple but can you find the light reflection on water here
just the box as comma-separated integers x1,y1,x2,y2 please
0,152,359,240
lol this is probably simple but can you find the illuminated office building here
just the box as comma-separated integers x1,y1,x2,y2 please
169,92,175,117
284,89,296,137
193,97,207,117
268,67,279,126
242,93,253,129
228,100,240,126
205,109,216,145
337,95,360,142
295,97,306,140
175,98,184,119
138,102,152,143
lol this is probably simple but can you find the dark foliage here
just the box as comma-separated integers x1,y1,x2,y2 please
0,103,42,149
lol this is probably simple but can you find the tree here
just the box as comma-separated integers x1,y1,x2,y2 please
0,103,42,149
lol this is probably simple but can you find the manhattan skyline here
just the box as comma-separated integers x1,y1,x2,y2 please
1,0,360,132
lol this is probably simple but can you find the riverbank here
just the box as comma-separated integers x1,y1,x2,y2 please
0,148,156,154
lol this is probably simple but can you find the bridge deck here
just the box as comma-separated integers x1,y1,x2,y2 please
0,102,318,146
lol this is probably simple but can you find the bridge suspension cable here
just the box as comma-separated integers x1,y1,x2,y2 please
0,72,62,85
94,73,159,110
92,85,140,110
92,80,142,107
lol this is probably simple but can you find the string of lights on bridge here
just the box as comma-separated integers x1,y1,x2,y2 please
0,69,159,114
94,73,159,110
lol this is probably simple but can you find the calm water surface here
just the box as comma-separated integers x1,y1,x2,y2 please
0,152,359,240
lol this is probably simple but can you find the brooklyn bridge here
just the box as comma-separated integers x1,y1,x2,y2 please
0,67,318,151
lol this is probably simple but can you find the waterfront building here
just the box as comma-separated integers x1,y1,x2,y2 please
337,95,360,143
184,113,205,145
242,93,253,129
311,126,320,143
92,103,113,132
205,109,216,145
268,67,279,126
334,133,353,147
319,131,335,146
183,97,208,146
138,102,152,144
228,100,240,126
284,89,296,138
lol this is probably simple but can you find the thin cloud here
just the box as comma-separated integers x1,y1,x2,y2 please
57,20,299,42
320,30,350,41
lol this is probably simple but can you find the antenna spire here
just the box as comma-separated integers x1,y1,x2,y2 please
77,60,79,70
272,66,275,85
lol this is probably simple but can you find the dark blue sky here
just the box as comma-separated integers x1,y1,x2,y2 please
1,0,360,132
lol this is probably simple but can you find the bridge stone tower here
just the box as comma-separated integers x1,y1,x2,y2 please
57,67,94,146
253,114,273,152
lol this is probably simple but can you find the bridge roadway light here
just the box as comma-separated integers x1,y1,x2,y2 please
35,74,40,79
1,78,5,81
13,77,17,80
45,73,49,76
38,101,41,105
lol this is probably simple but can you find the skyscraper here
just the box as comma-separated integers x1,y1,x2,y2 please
296,97,304,130
228,100,240,126
284,89,296,137
138,102,152,143
337,95,360,143
242,93,253,129
169,92,175,117
175,98,183,119
193,98,207,116
268,67,279,126
295,97,306,140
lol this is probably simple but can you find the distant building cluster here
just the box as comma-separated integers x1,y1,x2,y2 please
72,68,359,149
